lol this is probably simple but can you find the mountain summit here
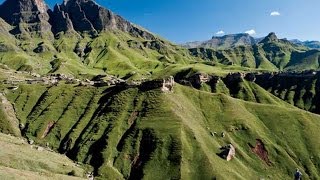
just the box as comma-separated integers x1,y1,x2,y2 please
0,0,52,36
50,0,155,39
0,0,194,76
259,32,279,44
0,0,155,40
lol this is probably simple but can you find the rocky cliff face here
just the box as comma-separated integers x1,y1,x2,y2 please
0,0,52,37
0,0,155,40
49,0,155,39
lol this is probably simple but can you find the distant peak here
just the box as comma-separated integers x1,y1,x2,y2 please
267,32,277,38
260,32,278,43
212,33,251,39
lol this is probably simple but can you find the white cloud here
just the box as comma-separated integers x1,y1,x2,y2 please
244,29,256,36
215,30,225,35
270,11,281,16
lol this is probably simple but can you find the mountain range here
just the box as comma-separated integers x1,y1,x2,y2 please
0,0,320,179
183,33,320,50
189,32,320,71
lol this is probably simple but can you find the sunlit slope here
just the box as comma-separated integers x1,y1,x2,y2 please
0,28,195,78
4,83,320,179
189,33,320,71
0,133,86,179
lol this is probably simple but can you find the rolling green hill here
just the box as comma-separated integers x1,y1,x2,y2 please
0,80,319,179
0,0,320,179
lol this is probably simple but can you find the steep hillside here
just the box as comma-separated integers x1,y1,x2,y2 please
0,0,320,179
2,80,319,179
255,71,320,114
175,70,320,115
0,133,86,179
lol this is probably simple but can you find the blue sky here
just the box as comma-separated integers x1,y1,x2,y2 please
1,0,320,43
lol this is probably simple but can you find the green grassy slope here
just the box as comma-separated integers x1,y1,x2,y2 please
0,26,198,79
0,93,21,136
3,82,320,179
1,19,320,80
0,133,86,179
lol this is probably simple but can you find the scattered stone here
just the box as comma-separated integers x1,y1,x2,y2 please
7,86,19,91
221,132,225,138
87,172,94,180
28,139,34,145
19,123,25,130
218,144,236,161
37,146,44,151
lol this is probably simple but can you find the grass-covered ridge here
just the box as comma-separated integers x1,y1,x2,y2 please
3,82,320,179
0,20,200,79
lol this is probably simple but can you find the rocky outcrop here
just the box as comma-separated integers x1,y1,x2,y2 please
218,144,236,161
161,76,175,93
50,0,156,40
259,32,279,44
49,3,75,34
0,0,52,37
188,73,211,89
139,76,175,92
